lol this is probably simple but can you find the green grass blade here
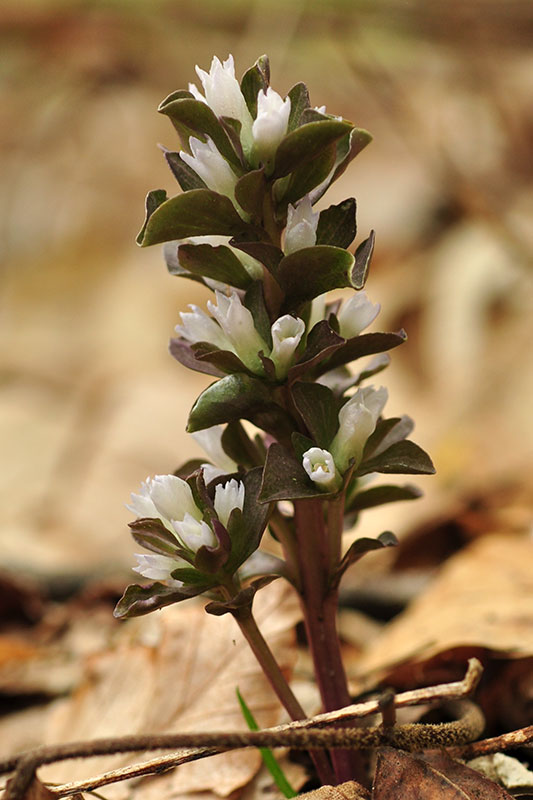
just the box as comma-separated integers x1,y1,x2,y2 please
236,688,298,798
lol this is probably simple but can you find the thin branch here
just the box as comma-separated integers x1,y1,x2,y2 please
448,725,533,759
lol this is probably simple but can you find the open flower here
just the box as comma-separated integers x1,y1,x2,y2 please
207,291,269,373
180,137,239,199
189,55,254,151
270,315,305,378
252,87,291,167
284,195,320,254
302,447,342,492
330,385,388,473
337,292,380,339
127,474,202,531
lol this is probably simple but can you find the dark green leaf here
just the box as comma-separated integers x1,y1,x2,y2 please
291,431,315,460
221,421,263,468
290,382,338,448
186,374,277,432
178,243,253,289
243,281,273,347
314,330,407,376
164,242,206,285
280,144,336,205
220,116,244,164
230,240,284,274
192,343,252,376
226,467,271,569
259,443,327,502
113,581,203,618
129,518,182,557
136,189,168,246
333,531,397,588
331,127,373,183
158,97,242,169
163,150,207,191
274,120,353,179
328,353,391,396
363,416,415,460
169,338,226,378
276,246,355,309
288,320,344,382
346,483,422,513
316,199,357,248
286,82,310,131
235,168,267,218
240,55,270,117
138,189,252,246
352,231,375,290
357,440,436,476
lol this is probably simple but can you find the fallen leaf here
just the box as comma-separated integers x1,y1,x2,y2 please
289,780,369,800
351,534,533,690
39,581,301,798
373,747,513,799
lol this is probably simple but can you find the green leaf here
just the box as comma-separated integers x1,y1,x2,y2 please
230,240,284,274
276,246,355,309
286,82,310,131
259,443,327,502
243,281,273,347
177,243,253,289
235,168,267,219
331,127,373,183
136,189,168,246
316,198,357,248
158,96,242,169
163,150,207,191
280,144,336,205
290,382,338,448
113,581,204,618
333,531,397,588
314,330,407,376
226,467,271,569
346,483,422,513
187,374,277,433
357,440,436,476
138,189,252,246
236,689,297,798
288,320,344,382
129,518,183,557
240,54,270,117
363,416,415,460
274,120,354,178
352,231,375,290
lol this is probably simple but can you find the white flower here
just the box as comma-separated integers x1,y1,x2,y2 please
337,292,380,339
192,425,238,483
302,447,341,491
207,290,268,373
238,550,284,581
252,87,291,166
172,512,217,551
307,292,327,332
270,314,305,378
180,137,238,198
133,553,187,584
127,474,203,531
189,55,254,151
176,303,232,351
284,195,320,255
330,386,388,473
214,478,245,526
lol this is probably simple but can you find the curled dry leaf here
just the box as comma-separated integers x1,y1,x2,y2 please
289,780,369,800
373,747,513,799
39,581,301,799
351,534,533,690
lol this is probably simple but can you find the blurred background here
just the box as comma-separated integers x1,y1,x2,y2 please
2,0,533,579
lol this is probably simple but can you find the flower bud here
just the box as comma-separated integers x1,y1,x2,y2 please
302,447,342,492
127,474,203,531
330,386,388,473
176,303,232,352
180,137,238,199
214,478,245,526
252,87,291,167
133,553,187,584
337,292,380,339
284,195,319,255
172,513,217,551
270,314,305,378
207,290,268,373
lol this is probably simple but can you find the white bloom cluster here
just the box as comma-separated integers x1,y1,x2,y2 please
128,474,245,584
180,55,292,194
176,290,305,379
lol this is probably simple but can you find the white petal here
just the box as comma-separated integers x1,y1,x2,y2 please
214,478,245,526
207,291,267,372
270,314,305,378
149,475,203,523
284,196,319,254
238,550,284,580
331,386,388,472
337,292,380,339
133,553,186,581
302,447,340,491
252,88,291,163
194,55,253,146
172,513,217,551
180,137,238,197
192,425,238,474
176,304,231,350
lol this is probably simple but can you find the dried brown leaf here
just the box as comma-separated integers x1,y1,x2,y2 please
293,780,369,800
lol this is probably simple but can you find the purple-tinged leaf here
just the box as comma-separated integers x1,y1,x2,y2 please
274,120,353,178
352,231,375,289
314,330,407,376
114,581,205,618
316,198,357,249
357,440,436,476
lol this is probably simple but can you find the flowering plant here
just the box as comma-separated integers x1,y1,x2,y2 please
115,54,435,785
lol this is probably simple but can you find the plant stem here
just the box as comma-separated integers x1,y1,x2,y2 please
293,498,366,785
234,605,335,785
